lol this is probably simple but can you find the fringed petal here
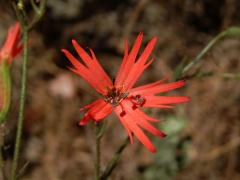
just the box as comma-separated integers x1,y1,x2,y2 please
115,32,143,86
114,106,134,144
123,100,166,137
80,99,102,111
113,99,168,153
123,113,157,153
129,77,168,93
79,99,112,125
144,96,190,107
124,58,154,90
0,22,22,64
131,80,186,96
117,36,158,90
71,40,112,88
88,48,113,87
133,108,161,123
143,104,174,109
62,48,111,95
114,40,129,87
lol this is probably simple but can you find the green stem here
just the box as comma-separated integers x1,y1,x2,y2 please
100,137,129,180
10,1,47,179
0,153,3,180
220,72,240,79
28,0,47,31
95,123,102,180
0,124,5,180
182,31,226,75
11,21,28,180
182,26,240,76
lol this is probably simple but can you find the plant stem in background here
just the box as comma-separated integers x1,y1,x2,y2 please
29,0,47,30
0,124,6,180
11,21,28,180
182,32,226,74
182,26,240,76
95,123,102,180
0,154,3,180
100,137,129,180
10,1,47,179
220,73,240,79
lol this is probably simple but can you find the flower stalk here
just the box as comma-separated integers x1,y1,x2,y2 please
10,19,28,180
182,31,226,75
10,1,47,179
100,137,129,180
182,26,240,76
0,124,6,180
95,123,102,180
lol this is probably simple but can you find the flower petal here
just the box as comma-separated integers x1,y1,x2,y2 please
112,40,129,86
129,77,168,93
114,99,166,153
114,105,157,153
123,58,154,90
114,105,134,144
62,48,111,95
80,99,102,111
0,22,22,64
143,104,174,109
79,99,112,125
122,100,165,137
72,40,112,87
144,96,190,107
122,37,157,90
123,114,157,153
130,80,186,96
132,108,161,123
115,32,143,87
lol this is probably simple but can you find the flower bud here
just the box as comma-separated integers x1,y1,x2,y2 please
0,60,11,122
0,22,22,122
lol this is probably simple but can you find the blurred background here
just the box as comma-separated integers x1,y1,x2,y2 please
0,0,240,179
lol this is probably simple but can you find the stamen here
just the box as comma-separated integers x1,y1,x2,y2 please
132,104,138,110
130,94,146,109
120,111,126,117
119,103,126,117
104,86,129,107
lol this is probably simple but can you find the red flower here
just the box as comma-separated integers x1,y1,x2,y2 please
0,22,22,122
0,22,22,64
62,33,189,153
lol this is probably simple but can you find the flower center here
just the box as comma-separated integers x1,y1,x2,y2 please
104,86,146,110
104,87,129,106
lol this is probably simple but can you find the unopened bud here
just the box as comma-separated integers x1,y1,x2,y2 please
0,60,11,122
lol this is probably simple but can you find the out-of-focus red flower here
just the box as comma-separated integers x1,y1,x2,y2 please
0,22,22,122
62,33,189,153
0,22,22,65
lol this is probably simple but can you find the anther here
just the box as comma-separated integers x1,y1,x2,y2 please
131,94,146,107
120,111,126,117
132,104,138,110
